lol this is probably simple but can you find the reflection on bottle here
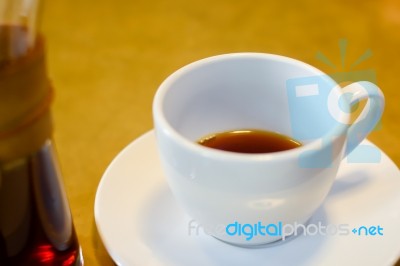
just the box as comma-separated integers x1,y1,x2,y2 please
31,140,73,252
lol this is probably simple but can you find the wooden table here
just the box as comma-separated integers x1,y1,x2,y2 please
41,0,400,265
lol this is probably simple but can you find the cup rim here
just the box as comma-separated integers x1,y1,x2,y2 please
153,52,350,161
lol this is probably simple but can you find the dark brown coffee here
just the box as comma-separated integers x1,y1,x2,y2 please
198,129,302,154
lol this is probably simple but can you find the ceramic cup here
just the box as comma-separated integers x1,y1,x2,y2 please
152,53,384,246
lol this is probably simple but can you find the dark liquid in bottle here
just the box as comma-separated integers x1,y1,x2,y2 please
0,144,82,266
0,25,82,266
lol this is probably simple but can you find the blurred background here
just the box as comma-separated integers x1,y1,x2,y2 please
41,0,400,264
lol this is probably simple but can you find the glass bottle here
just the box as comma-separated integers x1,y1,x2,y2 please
0,0,83,265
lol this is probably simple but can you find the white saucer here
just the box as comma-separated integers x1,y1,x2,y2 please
94,130,400,266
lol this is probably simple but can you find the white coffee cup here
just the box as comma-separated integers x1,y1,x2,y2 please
152,53,384,246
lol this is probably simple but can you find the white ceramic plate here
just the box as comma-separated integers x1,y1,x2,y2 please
94,130,400,266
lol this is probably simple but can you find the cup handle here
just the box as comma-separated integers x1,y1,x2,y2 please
342,81,385,156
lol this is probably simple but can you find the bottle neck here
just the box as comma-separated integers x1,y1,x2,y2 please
0,0,50,163
0,0,41,63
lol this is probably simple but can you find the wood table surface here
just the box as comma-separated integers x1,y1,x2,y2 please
41,0,400,265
